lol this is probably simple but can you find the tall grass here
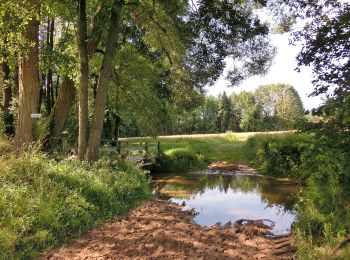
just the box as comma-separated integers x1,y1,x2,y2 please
0,145,150,259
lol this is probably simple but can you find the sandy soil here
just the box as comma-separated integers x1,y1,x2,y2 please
41,200,296,260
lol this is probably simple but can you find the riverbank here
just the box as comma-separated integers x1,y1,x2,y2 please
0,151,150,259
42,200,296,259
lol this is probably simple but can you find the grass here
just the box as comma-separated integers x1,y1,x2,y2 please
118,130,294,142
158,138,248,164
119,131,294,165
0,148,151,259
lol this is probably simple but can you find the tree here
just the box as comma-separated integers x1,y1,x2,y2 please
201,96,219,133
231,91,262,131
0,56,14,136
15,0,40,148
272,0,350,132
85,0,123,161
270,0,349,97
77,0,89,159
254,84,304,130
1,0,277,160
217,92,233,132
0,1,27,137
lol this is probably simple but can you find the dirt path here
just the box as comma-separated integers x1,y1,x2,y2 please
41,200,296,260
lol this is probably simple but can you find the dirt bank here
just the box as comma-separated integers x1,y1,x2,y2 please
41,200,296,259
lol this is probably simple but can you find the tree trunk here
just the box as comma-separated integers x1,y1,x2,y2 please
42,4,106,154
15,0,40,148
77,0,90,159
86,1,122,161
38,73,44,113
46,77,75,151
44,18,55,114
0,58,14,136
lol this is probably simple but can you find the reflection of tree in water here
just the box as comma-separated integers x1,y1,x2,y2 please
258,179,298,212
152,173,298,212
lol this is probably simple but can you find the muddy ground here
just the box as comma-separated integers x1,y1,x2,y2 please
41,200,296,260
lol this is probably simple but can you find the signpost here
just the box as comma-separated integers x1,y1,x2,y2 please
30,113,42,119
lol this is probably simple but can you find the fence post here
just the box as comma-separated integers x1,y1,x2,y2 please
157,141,161,156
117,141,121,154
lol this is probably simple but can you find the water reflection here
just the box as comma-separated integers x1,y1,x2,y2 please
152,173,298,235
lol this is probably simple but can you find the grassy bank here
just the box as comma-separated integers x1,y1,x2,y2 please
121,131,294,171
151,135,249,172
244,133,313,179
244,133,350,259
0,145,150,259
158,138,248,164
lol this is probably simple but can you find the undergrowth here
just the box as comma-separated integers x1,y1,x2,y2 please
0,145,151,259
156,148,206,173
245,133,350,259
244,133,313,179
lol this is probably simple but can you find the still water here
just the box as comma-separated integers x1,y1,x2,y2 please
152,172,298,235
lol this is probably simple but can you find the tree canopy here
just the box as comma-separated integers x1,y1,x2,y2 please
0,0,277,160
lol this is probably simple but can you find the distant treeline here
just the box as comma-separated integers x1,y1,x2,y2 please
118,83,304,137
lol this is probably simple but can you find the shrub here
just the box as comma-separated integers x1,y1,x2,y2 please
295,145,350,258
156,148,206,173
245,133,350,257
0,150,151,259
244,133,313,179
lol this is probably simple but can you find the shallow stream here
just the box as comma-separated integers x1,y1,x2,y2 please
152,171,298,235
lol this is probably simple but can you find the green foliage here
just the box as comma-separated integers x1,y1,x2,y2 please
231,91,262,131
245,130,350,258
217,92,233,132
0,147,150,259
295,143,350,258
254,83,304,130
154,135,250,165
157,148,206,173
244,133,312,178
275,0,350,96
156,84,303,137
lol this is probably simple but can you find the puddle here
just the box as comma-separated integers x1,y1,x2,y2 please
152,172,298,235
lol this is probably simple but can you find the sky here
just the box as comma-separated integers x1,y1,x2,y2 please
205,32,324,111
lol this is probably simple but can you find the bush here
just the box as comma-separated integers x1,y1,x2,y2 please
0,149,151,259
244,133,313,179
245,133,350,258
156,148,206,173
295,144,350,258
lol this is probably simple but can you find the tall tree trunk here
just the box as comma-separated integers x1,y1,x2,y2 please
45,19,51,113
86,1,122,161
55,75,59,98
46,77,75,151
45,18,55,114
77,0,89,159
15,0,40,148
13,64,19,97
49,19,55,106
38,73,44,113
43,6,105,153
0,58,14,136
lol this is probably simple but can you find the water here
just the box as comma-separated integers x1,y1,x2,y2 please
152,172,298,235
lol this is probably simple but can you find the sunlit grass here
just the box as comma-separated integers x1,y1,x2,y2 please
120,131,294,164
